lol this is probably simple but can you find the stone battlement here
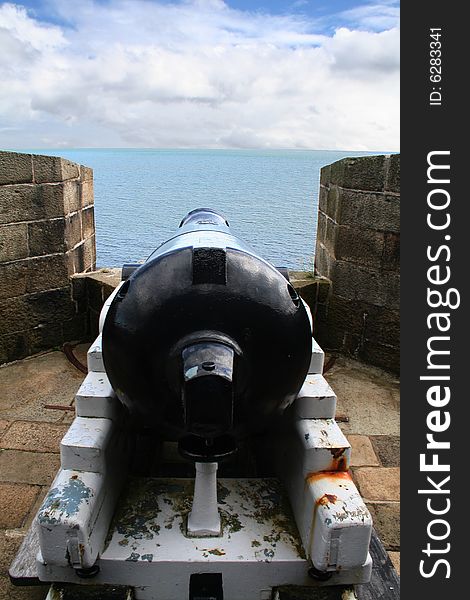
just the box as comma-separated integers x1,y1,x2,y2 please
0,151,96,364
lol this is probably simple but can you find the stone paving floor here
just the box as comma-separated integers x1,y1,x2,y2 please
0,348,400,598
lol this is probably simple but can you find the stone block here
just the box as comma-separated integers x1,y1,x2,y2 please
325,294,365,335
332,261,400,310
65,211,82,250
385,154,400,193
382,232,400,271
63,180,80,214
366,502,400,550
33,183,70,219
335,225,385,269
314,243,334,280
1,421,68,453
0,260,28,300
318,185,328,215
318,185,340,221
363,305,400,348
82,206,95,240
0,151,33,185
83,234,96,272
86,268,122,291
294,280,317,311
0,421,10,436
353,467,400,501
313,307,345,351
28,218,66,256
347,435,380,467
324,296,397,356
330,155,387,192
0,185,32,225
69,248,81,275
342,332,364,356
0,331,29,363
0,450,60,486
71,273,87,301
316,210,327,244
68,239,95,274
0,482,39,528
361,339,399,373
0,223,28,262
0,530,25,574
1,288,77,353
320,163,331,186
80,179,94,208
26,287,75,324
325,216,338,256
0,184,66,225
86,275,106,311
338,189,400,233
80,165,94,183
32,154,79,184
62,313,88,342
316,277,331,303
328,185,342,222
25,254,70,293
0,297,30,336
370,435,400,467
29,321,64,355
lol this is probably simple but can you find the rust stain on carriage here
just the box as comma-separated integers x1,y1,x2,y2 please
306,471,352,484
316,494,338,506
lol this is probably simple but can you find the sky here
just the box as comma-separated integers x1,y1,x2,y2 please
0,0,400,150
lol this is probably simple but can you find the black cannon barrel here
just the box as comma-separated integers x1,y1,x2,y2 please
102,208,312,460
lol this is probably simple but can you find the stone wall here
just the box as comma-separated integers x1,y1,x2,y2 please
71,269,122,339
0,151,96,364
313,154,400,372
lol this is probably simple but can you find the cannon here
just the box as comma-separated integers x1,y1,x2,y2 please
10,209,372,600
103,208,312,461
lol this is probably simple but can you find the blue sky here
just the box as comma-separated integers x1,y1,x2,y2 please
0,1,399,149
15,0,399,31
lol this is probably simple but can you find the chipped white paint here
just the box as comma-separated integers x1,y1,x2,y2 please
295,419,351,474
308,337,325,375
187,462,221,537
75,372,121,420
37,469,109,569
33,325,372,596
87,333,105,373
293,373,336,419
37,477,369,598
306,473,372,573
37,413,128,570
60,417,114,473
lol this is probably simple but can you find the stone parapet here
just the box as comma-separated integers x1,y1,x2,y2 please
0,151,96,364
314,154,400,373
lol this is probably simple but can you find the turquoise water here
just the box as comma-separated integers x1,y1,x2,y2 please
24,149,374,270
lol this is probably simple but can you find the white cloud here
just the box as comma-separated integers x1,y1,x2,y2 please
340,1,400,31
0,1,399,150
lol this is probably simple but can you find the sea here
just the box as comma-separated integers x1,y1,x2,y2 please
23,149,376,270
